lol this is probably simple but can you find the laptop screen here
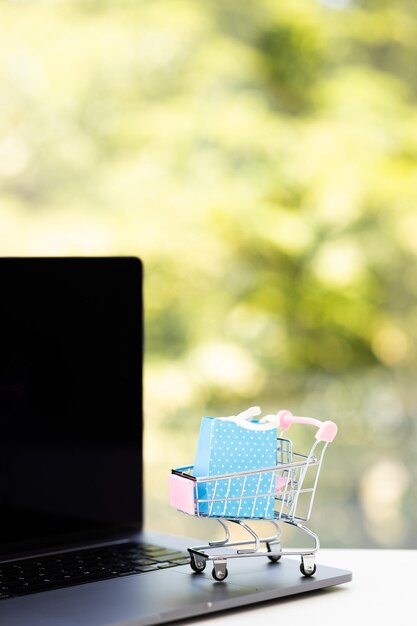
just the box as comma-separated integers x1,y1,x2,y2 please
0,257,143,558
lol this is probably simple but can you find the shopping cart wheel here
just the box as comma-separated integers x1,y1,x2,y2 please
212,567,228,581
266,541,282,563
212,563,228,581
190,557,206,573
300,562,316,577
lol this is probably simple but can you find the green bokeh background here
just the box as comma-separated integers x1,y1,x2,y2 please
1,0,417,548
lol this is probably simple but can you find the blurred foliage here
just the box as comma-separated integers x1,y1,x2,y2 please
1,0,417,548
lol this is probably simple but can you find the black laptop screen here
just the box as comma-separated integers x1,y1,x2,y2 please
0,257,143,557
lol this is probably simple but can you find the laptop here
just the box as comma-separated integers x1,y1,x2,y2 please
0,256,351,626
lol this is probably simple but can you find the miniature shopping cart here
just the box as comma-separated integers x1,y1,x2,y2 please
169,410,337,581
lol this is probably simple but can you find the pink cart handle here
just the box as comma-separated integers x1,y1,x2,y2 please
277,410,337,443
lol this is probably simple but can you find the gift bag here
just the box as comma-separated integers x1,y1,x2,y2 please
193,407,278,519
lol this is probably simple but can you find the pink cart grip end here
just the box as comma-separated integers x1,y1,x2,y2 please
277,409,294,431
315,420,338,443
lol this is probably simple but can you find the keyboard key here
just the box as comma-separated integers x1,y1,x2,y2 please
138,565,159,572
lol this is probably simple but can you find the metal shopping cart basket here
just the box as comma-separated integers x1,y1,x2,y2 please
169,410,337,581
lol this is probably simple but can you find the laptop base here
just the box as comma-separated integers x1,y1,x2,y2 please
0,531,352,626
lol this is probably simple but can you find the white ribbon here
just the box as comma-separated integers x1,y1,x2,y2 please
236,406,262,420
218,406,279,431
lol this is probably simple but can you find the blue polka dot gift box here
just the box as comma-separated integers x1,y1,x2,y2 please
193,407,278,519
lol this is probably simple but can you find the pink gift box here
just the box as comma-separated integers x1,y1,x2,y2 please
276,475,287,492
168,473,196,515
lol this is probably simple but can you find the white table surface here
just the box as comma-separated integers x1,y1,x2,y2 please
184,549,414,626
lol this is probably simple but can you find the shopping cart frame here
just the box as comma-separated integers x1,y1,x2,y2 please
169,411,337,581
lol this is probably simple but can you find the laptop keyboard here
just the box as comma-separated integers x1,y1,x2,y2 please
0,542,190,600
